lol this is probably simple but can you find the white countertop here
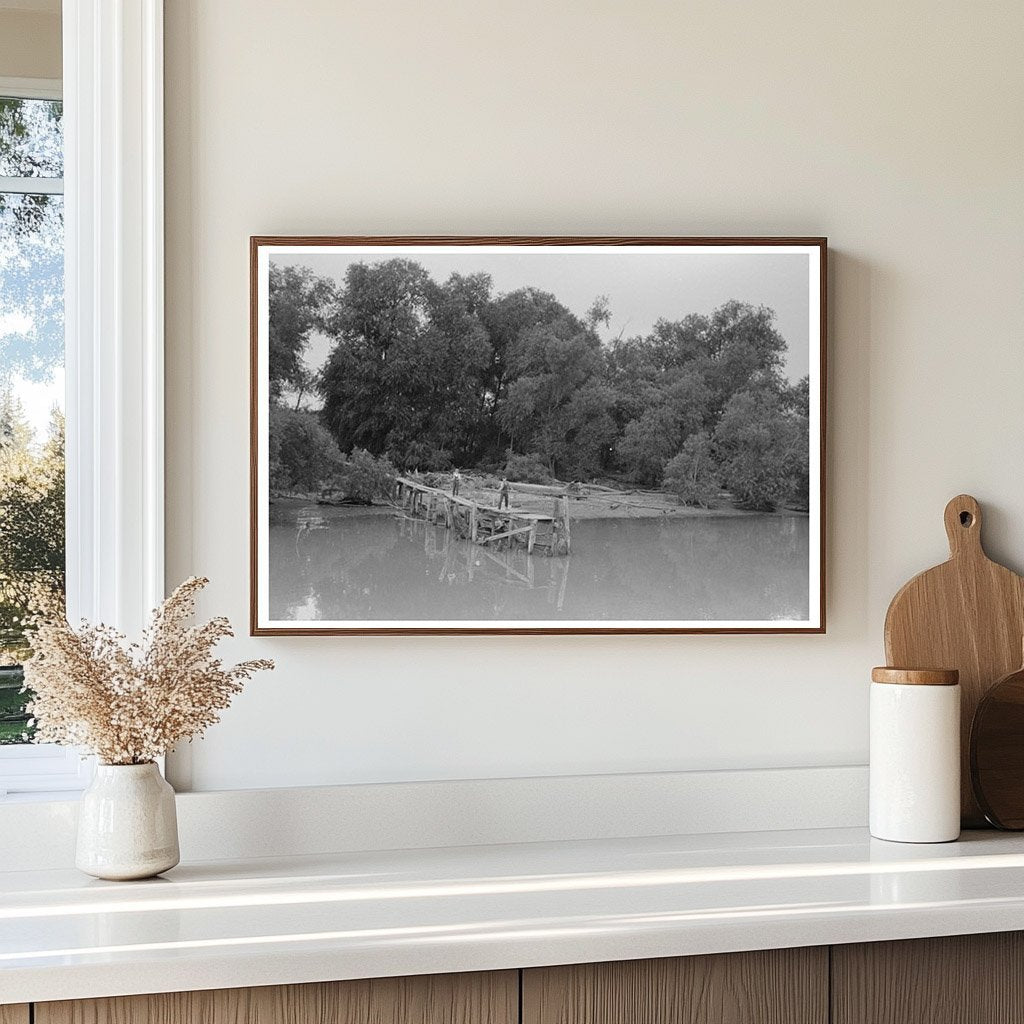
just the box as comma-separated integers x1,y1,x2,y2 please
4,826,1024,1004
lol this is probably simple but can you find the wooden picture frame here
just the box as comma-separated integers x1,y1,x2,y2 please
251,236,826,635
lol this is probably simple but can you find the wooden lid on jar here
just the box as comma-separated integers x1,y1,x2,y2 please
871,667,960,686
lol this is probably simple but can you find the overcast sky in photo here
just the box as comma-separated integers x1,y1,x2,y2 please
272,250,812,388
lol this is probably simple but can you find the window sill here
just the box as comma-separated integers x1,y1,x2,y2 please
0,746,94,799
0,789,86,804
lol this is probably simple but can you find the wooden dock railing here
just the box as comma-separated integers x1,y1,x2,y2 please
395,477,570,555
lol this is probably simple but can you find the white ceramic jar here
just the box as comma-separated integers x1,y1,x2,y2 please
870,667,961,843
76,762,180,880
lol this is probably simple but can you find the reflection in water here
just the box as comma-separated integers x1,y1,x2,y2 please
268,502,809,622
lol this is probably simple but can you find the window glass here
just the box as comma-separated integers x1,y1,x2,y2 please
0,97,63,178
0,97,65,745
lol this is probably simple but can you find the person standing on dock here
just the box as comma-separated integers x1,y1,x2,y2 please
451,468,462,497
497,477,510,509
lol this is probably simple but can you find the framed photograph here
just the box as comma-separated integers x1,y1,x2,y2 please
250,236,826,635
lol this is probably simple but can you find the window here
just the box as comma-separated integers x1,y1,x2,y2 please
0,85,64,739
0,79,82,795
0,5,166,798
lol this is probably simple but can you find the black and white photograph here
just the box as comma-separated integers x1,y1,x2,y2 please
251,238,825,634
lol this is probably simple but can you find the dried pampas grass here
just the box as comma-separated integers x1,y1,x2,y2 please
23,577,273,765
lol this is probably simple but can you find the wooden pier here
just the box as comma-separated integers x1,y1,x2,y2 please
395,477,571,555
403,514,571,611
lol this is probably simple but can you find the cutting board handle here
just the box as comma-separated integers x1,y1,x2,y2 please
944,494,983,558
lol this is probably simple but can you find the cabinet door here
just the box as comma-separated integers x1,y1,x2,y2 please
523,948,828,1024
0,1007,29,1024
36,971,517,1024
832,932,1024,1024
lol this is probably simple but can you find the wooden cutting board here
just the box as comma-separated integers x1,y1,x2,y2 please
884,494,1024,826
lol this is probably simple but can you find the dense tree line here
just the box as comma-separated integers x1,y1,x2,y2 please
0,394,64,675
268,260,810,512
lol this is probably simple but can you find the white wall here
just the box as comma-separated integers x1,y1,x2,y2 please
164,0,1024,792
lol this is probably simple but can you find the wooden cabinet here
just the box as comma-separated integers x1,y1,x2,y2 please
13,933,1024,1024
34,971,517,1024
522,948,828,1024
832,932,1024,1024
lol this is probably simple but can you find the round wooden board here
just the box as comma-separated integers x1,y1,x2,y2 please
971,664,1024,829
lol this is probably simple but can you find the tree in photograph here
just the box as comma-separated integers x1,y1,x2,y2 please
268,406,343,494
388,271,492,464
396,439,452,473
335,448,396,504
288,364,316,410
312,261,807,495
551,381,618,480
784,374,811,417
498,311,613,478
320,259,431,454
781,375,811,510
478,287,577,457
268,263,333,401
702,300,788,421
616,405,681,486
606,302,787,439
504,451,553,484
615,369,711,485
585,295,611,331
320,261,493,467
605,315,707,430
663,431,720,508
784,429,811,511
714,387,806,511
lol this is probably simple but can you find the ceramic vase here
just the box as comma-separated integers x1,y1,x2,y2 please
76,762,180,880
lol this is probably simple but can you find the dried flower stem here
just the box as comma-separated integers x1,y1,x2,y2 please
23,577,273,765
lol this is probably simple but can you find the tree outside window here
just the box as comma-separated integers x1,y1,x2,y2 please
0,94,65,744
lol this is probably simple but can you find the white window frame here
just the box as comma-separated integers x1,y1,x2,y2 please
0,0,164,797
0,77,61,101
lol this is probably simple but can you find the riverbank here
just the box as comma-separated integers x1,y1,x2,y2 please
270,494,395,518
401,475,806,520
270,483,808,521
560,489,807,521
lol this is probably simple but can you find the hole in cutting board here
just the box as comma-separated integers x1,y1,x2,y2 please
960,511,974,527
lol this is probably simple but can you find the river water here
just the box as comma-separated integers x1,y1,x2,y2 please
268,502,809,623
